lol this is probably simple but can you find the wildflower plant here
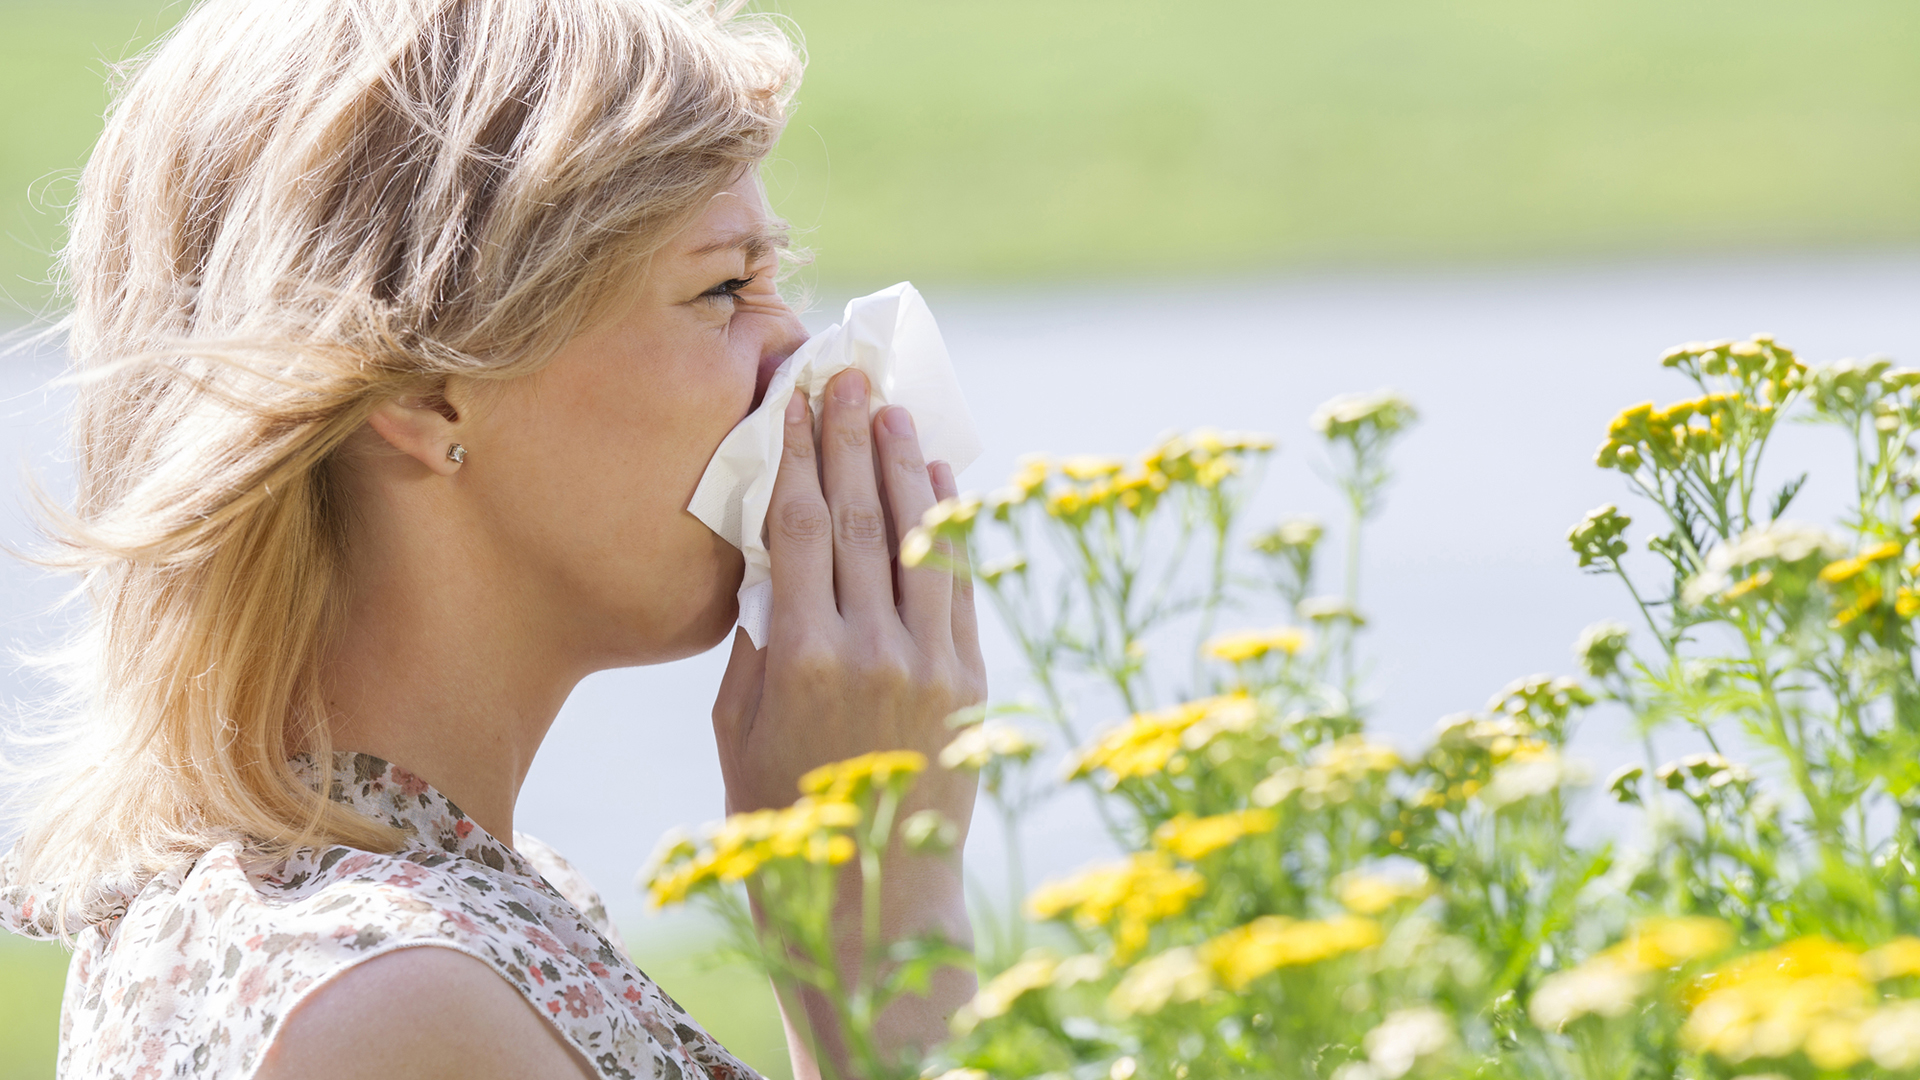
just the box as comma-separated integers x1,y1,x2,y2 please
644,338,1920,1079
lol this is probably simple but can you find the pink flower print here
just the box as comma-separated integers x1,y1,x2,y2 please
561,985,594,1018
528,963,545,986
523,926,565,956
546,999,562,1015
588,961,610,978
391,767,431,798
445,910,482,935
333,853,379,876
383,863,430,888
455,819,475,839
237,965,268,1007
623,985,645,1004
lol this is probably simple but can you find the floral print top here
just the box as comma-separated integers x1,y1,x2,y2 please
0,752,763,1080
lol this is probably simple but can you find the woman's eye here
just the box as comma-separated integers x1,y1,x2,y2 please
703,276,756,304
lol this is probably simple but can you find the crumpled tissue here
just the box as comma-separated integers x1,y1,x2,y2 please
688,282,982,648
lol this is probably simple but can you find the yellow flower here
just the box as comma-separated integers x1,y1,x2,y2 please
1205,626,1310,663
1335,869,1432,915
1527,916,1731,1031
968,950,1057,1021
1195,456,1238,489
1152,809,1277,860
920,493,983,533
1819,540,1904,583
1682,938,1873,1069
1070,694,1256,782
642,797,861,907
1060,455,1124,481
1317,734,1403,776
1046,486,1093,525
1868,937,1920,980
1110,467,1170,515
1200,915,1381,991
1614,916,1734,969
1108,947,1212,1017
798,750,927,802
1252,735,1401,808
1027,853,1205,959
991,455,1049,506
940,721,1039,771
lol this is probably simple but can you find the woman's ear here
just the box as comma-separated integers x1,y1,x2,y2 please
366,384,467,476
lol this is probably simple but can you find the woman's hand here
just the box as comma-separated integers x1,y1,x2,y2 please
711,367,986,826
710,368,986,1075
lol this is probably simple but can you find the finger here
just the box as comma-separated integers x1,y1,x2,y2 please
819,369,893,619
767,391,836,635
876,405,949,641
930,461,983,674
711,627,768,763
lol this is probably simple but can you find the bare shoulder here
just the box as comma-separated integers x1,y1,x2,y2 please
256,946,599,1080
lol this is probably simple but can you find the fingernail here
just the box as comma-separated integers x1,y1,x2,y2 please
832,369,868,405
930,461,953,489
786,391,807,423
881,406,914,438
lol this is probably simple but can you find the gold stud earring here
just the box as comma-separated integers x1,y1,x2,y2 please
447,443,467,464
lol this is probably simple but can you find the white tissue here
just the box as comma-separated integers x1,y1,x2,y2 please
688,282,983,648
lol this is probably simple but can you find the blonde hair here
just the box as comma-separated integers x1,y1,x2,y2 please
8,0,800,929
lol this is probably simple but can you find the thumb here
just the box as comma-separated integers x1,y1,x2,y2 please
711,626,767,755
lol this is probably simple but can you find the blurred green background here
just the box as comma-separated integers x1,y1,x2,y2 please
3,0,1919,1076
4,0,1920,312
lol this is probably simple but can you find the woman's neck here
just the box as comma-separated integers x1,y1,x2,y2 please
320,460,583,845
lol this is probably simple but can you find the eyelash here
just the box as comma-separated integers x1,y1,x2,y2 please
704,275,756,303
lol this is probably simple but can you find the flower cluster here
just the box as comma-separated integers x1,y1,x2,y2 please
798,749,927,803
1026,853,1206,959
1682,520,1850,606
1594,393,1745,473
1203,626,1310,664
1659,334,1804,403
656,333,1920,1080
1252,734,1401,809
1151,809,1277,860
643,797,860,907
1529,915,1732,1030
939,721,1039,771
1310,390,1418,442
1566,504,1631,569
1068,694,1259,784
1683,937,1920,1072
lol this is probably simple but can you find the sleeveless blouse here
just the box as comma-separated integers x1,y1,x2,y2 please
0,752,762,1080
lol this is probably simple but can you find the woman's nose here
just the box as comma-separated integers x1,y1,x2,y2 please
754,311,810,407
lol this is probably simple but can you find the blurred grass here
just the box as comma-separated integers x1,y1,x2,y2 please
0,937,66,1080
0,929,791,1080
3,0,1920,308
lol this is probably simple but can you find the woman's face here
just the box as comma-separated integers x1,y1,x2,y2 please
462,172,806,668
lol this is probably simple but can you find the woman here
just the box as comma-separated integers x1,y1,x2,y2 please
0,1,984,1077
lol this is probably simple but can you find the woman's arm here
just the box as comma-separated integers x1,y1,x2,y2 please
711,369,986,1078
255,948,600,1080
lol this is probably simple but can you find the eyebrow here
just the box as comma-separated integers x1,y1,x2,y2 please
685,226,789,265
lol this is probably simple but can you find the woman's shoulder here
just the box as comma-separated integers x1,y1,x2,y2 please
254,946,598,1080
61,835,754,1080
